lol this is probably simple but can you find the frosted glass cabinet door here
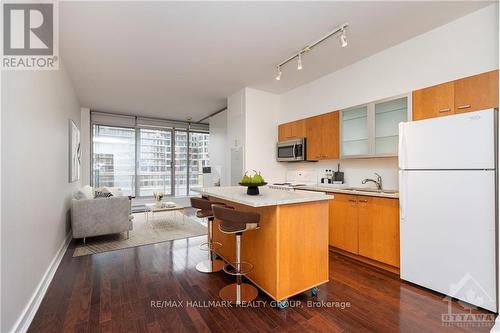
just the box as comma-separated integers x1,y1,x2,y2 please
342,106,369,156
375,97,408,155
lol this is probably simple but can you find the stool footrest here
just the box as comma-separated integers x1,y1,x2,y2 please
223,262,253,276
199,241,222,252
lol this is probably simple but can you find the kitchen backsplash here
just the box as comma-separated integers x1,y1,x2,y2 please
285,157,399,190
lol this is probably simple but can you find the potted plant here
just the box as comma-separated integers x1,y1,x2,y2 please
153,192,164,207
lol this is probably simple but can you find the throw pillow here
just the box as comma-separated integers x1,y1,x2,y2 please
94,191,113,199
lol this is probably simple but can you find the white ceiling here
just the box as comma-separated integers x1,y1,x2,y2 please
60,1,493,122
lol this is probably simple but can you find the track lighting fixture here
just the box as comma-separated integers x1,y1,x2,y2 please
274,23,348,80
275,66,282,81
340,28,348,48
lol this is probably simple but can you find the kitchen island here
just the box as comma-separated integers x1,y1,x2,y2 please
195,186,332,303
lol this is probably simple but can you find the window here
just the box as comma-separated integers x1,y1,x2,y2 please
189,132,210,195
92,125,136,196
92,118,209,197
137,129,172,196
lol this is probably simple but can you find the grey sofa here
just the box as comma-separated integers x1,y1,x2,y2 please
71,196,133,243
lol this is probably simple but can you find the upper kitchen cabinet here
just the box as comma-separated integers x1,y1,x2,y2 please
341,95,409,158
306,111,339,160
412,82,454,121
278,119,306,141
454,70,499,114
341,106,369,156
374,97,408,155
413,70,499,121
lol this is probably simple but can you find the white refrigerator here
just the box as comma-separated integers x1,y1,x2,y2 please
399,109,497,312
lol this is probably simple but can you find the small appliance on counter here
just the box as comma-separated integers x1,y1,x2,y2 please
320,164,344,184
334,163,344,183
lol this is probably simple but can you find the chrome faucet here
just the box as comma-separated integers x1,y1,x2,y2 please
362,173,383,190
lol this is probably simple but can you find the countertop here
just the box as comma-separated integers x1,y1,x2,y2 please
193,186,333,207
297,185,399,199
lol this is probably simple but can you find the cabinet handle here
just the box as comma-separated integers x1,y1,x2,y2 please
358,199,368,203
348,199,357,203
457,104,471,110
438,108,451,113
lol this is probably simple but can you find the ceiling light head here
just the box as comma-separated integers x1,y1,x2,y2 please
340,29,348,48
297,53,303,70
275,66,282,80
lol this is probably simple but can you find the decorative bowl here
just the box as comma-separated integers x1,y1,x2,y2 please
238,182,268,195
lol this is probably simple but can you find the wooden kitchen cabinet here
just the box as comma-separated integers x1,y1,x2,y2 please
306,111,339,160
412,70,499,121
357,197,400,267
454,70,499,114
412,82,455,121
278,119,306,141
329,193,358,253
329,194,400,269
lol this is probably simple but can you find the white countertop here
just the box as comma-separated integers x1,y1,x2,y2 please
193,186,333,207
297,185,399,199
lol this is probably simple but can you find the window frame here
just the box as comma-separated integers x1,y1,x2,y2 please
91,121,209,198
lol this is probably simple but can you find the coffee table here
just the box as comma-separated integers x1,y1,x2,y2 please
144,202,186,224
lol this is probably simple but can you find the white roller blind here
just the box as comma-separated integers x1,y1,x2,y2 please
91,112,135,128
91,111,209,132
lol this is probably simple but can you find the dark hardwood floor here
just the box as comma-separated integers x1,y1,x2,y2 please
29,223,496,332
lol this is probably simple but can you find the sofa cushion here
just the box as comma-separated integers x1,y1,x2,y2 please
74,185,94,200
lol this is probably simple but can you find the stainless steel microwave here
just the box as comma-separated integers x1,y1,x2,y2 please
277,138,306,162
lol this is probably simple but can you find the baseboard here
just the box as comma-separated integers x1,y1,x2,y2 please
10,232,72,333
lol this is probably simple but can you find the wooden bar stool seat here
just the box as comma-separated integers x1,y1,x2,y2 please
190,197,225,273
212,205,260,304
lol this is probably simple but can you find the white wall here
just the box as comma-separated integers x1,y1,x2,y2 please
80,107,91,186
278,4,499,188
226,89,245,185
244,88,285,183
1,63,82,333
209,109,228,186
225,88,286,185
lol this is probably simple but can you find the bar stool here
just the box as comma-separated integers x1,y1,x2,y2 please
212,205,260,304
190,197,225,273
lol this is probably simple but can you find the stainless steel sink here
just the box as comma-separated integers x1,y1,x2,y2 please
345,187,398,194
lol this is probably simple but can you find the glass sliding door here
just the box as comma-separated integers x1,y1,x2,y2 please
137,128,172,196
188,132,210,194
92,125,136,196
174,130,188,196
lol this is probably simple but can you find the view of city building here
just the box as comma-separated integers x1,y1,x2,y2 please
92,124,209,197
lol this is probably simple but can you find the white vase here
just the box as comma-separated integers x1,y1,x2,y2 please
155,200,162,208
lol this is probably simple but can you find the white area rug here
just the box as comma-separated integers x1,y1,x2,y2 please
73,211,207,257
